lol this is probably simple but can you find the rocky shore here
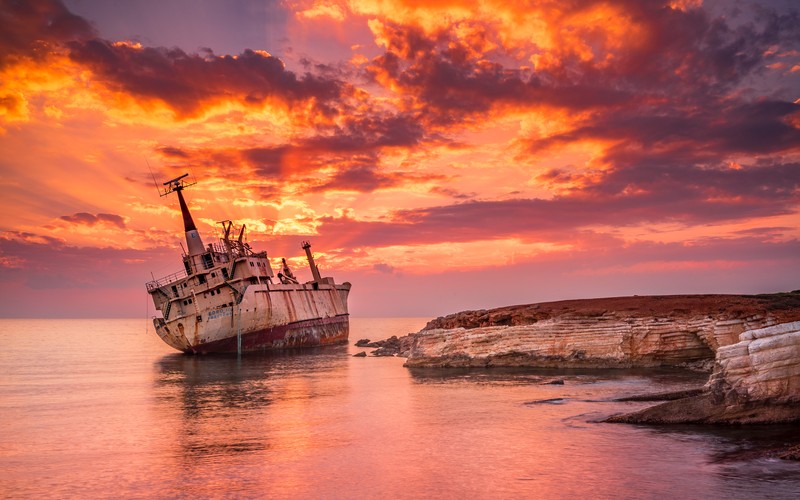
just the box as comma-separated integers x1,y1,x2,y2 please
358,292,800,430
605,320,800,425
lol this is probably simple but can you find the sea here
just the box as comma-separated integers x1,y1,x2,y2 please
1,318,799,499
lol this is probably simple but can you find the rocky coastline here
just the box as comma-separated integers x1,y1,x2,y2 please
357,292,800,434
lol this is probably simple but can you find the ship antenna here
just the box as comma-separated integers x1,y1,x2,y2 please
145,159,161,196
161,172,196,197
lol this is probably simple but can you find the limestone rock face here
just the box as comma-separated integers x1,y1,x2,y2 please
404,294,800,369
405,314,778,369
606,320,800,424
710,321,800,403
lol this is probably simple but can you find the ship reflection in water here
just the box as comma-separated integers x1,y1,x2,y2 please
2,318,800,498
153,347,349,463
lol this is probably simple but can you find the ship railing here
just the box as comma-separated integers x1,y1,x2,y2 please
146,268,188,291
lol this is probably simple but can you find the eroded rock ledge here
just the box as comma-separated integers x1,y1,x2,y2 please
606,320,800,424
405,294,800,369
367,293,800,426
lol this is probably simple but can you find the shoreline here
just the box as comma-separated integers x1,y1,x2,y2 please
356,292,800,455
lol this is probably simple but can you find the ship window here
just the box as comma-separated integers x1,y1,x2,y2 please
183,300,187,305
188,299,192,304
221,268,229,279
202,253,213,269
183,283,187,288
250,261,255,267
211,272,216,278
171,285,178,296
210,290,215,296
198,274,207,284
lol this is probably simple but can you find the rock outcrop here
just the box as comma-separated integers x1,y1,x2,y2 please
374,292,800,425
353,335,414,356
404,294,800,369
607,320,800,424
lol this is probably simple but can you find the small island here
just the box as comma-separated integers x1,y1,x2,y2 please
361,292,800,426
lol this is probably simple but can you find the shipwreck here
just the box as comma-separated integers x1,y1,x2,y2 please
146,174,351,354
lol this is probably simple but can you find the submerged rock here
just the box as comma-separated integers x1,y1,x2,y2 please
524,398,567,405
353,351,367,357
365,335,416,357
354,339,371,347
614,388,705,402
780,445,800,461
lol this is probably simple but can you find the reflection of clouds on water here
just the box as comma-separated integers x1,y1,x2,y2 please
151,346,350,463
154,354,275,416
406,366,708,388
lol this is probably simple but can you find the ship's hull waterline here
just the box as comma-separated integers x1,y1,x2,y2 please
157,314,350,354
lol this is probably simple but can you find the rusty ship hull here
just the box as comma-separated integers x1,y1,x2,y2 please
146,174,351,354
150,281,351,354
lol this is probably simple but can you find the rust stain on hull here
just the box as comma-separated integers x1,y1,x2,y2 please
185,314,350,354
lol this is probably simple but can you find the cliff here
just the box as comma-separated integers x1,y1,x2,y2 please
404,294,800,369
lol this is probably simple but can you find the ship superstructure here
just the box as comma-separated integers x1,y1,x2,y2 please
146,174,350,353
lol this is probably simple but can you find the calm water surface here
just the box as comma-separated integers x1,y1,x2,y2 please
1,318,799,499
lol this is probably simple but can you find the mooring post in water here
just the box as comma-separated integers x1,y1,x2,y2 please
236,305,242,356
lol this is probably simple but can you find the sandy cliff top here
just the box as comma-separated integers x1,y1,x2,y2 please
423,292,800,331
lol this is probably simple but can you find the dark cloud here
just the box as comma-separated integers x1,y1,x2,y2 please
528,100,800,161
239,111,432,191
0,230,170,289
366,1,800,131
242,146,292,177
429,186,475,200
310,163,446,193
66,40,347,117
372,263,395,274
310,160,800,248
59,212,126,229
158,146,189,158
0,0,95,66
311,163,393,192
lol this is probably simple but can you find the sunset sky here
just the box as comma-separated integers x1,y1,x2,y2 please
1,0,799,318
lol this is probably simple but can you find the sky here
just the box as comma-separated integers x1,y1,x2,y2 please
0,0,799,318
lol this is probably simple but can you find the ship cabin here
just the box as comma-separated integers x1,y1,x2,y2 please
146,174,334,324
146,220,279,322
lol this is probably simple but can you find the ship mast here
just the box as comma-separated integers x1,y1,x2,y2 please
162,173,205,273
